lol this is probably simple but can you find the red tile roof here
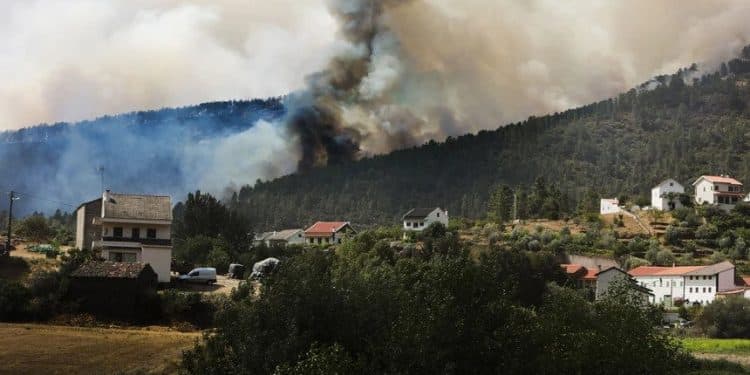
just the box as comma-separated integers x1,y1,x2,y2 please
304,221,350,237
740,276,750,286
698,175,743,185
561,264,597,280
583,268,599,281
561,264,584,275
628,262,735,277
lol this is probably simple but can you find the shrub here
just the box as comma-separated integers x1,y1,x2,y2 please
0,279,31,321
697,298,750,338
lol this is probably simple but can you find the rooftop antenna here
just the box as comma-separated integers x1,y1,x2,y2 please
98,166,105,193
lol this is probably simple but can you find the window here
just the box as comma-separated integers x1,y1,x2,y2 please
703,276,707,280
113,227,123,238
406,222,411,227
689,287,693,293
708,287,712,293
131,228,140,239
703,288,706,293
188,270,200,277
707,276,712,280
147,228,157,239
437,212,440,217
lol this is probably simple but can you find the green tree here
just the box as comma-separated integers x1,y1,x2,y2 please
15,215,52,243
488,185,514,223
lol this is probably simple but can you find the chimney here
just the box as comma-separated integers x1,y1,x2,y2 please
103,189,111,202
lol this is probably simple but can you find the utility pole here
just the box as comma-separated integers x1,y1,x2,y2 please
5,191,15,256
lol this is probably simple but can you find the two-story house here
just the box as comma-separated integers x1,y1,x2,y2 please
693,175,744,210
304,221,355,245
402,207,449,232
629,261,736,306
651,178,685,211
88,191,173,283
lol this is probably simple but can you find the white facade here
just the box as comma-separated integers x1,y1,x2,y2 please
630,262,736,306
599,199,621,215
651,179,685,211
402,208,449,231
98,222,173,283
693,175,744,210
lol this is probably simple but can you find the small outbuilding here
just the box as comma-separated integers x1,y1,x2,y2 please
69,261,158,321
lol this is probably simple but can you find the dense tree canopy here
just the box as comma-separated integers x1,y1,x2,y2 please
181,227,692,374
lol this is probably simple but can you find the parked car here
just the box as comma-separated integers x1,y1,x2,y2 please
178,267,217,284
227,263,245,279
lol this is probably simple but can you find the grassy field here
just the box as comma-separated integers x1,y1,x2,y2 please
683,338,750,355
0,323,201,375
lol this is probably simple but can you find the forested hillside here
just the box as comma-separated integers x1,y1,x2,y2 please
0,99,283,214
235,48,750,229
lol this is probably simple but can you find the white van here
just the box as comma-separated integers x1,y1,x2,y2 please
179,267,217,284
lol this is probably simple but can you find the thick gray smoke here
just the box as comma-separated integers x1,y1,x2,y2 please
284,0,750,168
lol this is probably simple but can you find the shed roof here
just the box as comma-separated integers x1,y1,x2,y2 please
266,229,303,241
402,208,442,220
71,261,155,279
103,193,172,221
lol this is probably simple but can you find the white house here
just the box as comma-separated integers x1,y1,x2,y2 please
88,191,173,283
599,199,621,215
629,261,736,306
651,178,685,211
254,229,305,247
402,207,449,231
304,221,356,245
693,175,744,210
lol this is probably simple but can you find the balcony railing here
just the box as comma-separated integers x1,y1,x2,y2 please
101,237,172,246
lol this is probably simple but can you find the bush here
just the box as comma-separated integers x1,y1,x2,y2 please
697,298,750,338
159,290,220,328
0,279,31,321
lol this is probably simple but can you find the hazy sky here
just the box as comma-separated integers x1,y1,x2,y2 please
1,0,749,131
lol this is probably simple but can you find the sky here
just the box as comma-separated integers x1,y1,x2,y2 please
0,0,749,132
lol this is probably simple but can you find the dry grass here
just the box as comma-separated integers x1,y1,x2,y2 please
0,323,201,375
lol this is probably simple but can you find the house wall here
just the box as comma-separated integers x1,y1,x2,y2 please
75,206,85,250
651,179,685,211
634,276,685,305
717,268,736,292
75,200,102,250
599,199,621,215
403,209,449,231
684,275,720,304
141,247,172,283
286,232,305,245
595,269,630,300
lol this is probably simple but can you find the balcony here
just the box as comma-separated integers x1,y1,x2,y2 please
99,237,172,247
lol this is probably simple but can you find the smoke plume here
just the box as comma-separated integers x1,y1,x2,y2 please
2,0,750,212
282,0,750,168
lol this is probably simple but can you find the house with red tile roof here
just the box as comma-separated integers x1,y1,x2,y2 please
629,261,736,306
561,264,652,301
304,221,356,246
693,175,744,210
